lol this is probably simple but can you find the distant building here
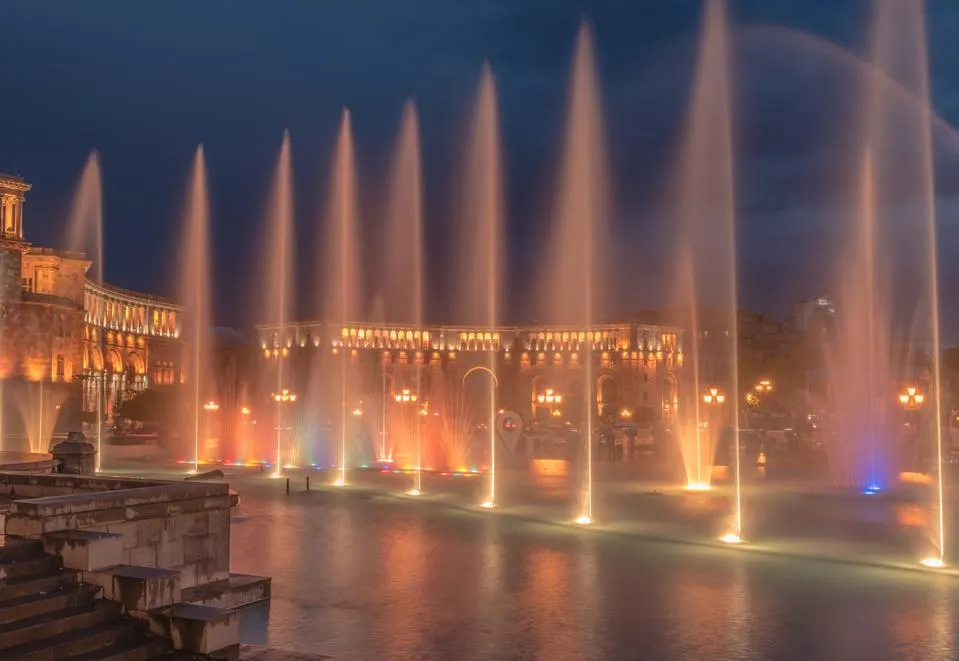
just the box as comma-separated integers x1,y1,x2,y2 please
0,173,182,451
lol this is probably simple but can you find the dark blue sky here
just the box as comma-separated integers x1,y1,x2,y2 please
1,1,958,333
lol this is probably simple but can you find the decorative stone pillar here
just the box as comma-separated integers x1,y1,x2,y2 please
51,431,97,474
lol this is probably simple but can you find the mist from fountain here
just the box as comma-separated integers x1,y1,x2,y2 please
324,109,361,486
457,62,505,506
672,0,741,537
384,101,426,492
263,131,295,476
825,0,945,559
178,145,213,473
547,21,610,523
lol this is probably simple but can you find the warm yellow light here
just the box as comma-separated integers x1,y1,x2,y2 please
574,514,592,525
720,532,742,544
241,406,251,415
203,401,219,412
920,557,945,569
405,489,421,497
686,482,711,492
899,394,910,404
352,407,363,417
332,478,347,487
480,500,495,509
914,394,925,404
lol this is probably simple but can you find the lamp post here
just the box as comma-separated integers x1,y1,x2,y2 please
271,389,296,477
899,385,925,410
535,388,562,418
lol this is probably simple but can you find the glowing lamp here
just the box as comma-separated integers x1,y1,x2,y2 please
241,407,251,415
203,401,219,412
405,489,422,497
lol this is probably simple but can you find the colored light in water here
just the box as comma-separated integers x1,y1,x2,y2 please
720,532,742,544
574,514,592,525
920,557,945,569
480,500,495,509
686,482,711,492
332,478,347,487
864,485,881,495
406,489,422,497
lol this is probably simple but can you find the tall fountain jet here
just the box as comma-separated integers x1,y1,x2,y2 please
548,21,610,525
325,110,360,487
458,62,505,508
673,0,741,540
264,131,295,476
827,0,945,565
179,146,213,474
66,151,104,468
385,101,426,494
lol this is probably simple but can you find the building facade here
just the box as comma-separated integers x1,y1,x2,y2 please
254,321,685,430
0,173,182,450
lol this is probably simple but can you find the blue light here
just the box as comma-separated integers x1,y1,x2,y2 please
864,485,881,495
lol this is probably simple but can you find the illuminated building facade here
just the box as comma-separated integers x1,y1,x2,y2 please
0,173,182,447
255,321,684,427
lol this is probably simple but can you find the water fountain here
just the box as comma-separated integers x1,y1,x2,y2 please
324,110,360,486
384,101,425,494
825,0,946,563
66,151,105,468
458,62,505,507
547,21,610,524
263,131,295,477
670,0,741,541
178,145,213,474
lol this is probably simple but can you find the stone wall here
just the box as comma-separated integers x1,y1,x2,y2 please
3,475,234,590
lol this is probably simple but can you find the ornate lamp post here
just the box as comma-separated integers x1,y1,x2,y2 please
271,389,296,476
535,388,563,418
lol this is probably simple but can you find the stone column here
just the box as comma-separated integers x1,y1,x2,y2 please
15,199,23,238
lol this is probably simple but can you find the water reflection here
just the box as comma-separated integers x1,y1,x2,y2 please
229,476,959,661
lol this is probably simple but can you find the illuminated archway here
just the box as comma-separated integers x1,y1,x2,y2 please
106,349,123,374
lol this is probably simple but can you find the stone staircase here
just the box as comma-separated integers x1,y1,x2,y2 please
0,537,169,660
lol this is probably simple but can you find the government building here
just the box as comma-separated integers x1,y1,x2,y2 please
0,173,182,452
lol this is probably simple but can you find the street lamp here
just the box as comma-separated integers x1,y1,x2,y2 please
536,389,562,405
703,387,726,406
271,389,297,476
899,385,925,409
393,388,418,403
352,406,363,417
754,379,773,395
272,389,297,403
204,401,219,412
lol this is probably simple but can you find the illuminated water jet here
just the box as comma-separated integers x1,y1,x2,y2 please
480,500,495,509
547,21,609,524
686,483,711,492
920,557,945,569
178,145,213,476
324,109,361,487
673,0,741,538
720,532,742,545
575,515,593,526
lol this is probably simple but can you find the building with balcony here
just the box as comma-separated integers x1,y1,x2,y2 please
0,173,182,451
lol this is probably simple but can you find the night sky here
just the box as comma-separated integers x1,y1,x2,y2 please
1,1,958,336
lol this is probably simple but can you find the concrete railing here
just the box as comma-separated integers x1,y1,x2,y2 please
3,475,234,590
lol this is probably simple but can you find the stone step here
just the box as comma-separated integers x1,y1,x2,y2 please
2,569,79,601
0,584,100,625
0,599,121,651
3,618,145,661
0,539,45,564
62,635,169,661
0,553,62,580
